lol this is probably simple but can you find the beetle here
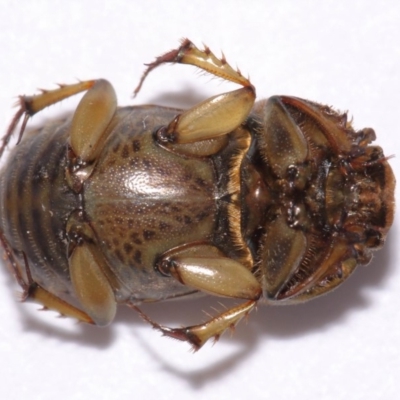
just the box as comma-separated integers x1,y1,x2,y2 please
0,39,395,350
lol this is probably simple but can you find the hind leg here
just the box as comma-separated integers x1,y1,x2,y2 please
0,230,94,324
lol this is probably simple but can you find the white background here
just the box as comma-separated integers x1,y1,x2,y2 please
1,1,399,400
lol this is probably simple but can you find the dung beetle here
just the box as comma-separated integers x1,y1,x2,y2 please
0,39,395,350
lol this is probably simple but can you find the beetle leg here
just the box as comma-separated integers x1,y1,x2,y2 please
131,300,256,352
158,255,261,300
1,80,95,160
134,39,256,144
134,38,252,95
66,214,119,327
68,241,117,327
133,252,262,350
0,230,94,324
1,79,117,163
68,79,117,162
157,86,255,144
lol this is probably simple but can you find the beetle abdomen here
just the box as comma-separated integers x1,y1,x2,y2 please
0,118,80,298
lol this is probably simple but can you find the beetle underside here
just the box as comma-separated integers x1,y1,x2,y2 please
0,39,395,350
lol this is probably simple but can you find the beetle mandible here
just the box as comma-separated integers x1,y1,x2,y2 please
0,39,395,350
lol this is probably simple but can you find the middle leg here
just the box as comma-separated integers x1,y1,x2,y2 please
134,39,256,144
131,244,262,350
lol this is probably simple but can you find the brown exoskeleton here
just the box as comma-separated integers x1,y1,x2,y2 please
0,39,395,350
